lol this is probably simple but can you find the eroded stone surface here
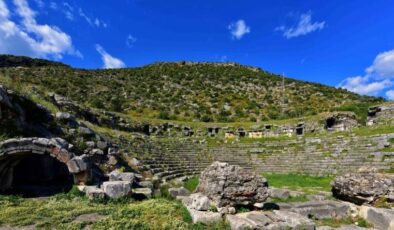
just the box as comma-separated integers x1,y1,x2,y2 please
132,188,152,199
332,168,394,205
278,200,350,220
108,170,135,183
102,181,131,198
196,161,269,208
168,187,190,199
359,206,394,230
226,210,315,230
187,208,222,224
187,193,210,211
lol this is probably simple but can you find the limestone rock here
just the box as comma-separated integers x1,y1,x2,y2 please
196,161,269,208
102,181,131,198
108,147,119,155
78,127,94,136
359,206,394,230
84,186,105,200
168,187,190,199
187,208,222,224
67,155,89,173
332,169,394,205
131,158,142,166
96,141,108,150
280,200,350,220
132,188,152,199
55,112,73,120
108,170,135,183
269,188,290,200
226,210,315,230
189,193,210,211
138,181,153,189
91,149,104,155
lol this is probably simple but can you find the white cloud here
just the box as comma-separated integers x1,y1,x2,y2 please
338,75,392,95
126,34,137,48
95,44,125,69
228,19,250,40
276,12,325,39
366,49,394,78
62,2,74,21
386,90,394,100
338,48,394,96
0,0,80,59
78,8,106,28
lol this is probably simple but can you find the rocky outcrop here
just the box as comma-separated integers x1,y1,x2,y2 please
196,161,269,208
368,103,394,126
226,211,315,230
332,168,394,205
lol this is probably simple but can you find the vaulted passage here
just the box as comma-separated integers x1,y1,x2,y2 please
326,117,336,130
1,154,73,197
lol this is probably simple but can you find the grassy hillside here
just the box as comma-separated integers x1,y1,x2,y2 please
0,57,384,123
0,55,69,68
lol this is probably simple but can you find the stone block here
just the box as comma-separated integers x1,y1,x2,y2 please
102,181,131,198
168,187,190,199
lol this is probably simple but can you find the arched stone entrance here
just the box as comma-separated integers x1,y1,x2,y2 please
0,138,90,197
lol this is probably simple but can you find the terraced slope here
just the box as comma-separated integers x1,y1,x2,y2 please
123,133,394,181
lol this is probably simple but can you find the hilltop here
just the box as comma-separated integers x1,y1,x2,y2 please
0,55,384,123
0,55,70,68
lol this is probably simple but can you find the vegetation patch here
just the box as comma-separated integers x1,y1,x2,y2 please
263,173,333,192
0,191,230,230
184,176,199,192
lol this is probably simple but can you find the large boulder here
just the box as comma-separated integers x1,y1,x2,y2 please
332,168,394,205
196,161,269,208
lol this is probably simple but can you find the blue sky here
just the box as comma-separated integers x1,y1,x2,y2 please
1,0,394,99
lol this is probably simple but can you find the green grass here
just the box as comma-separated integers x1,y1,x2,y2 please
0,190,228,230
353,125,394,136
263,173,333,192
184,176,199,192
